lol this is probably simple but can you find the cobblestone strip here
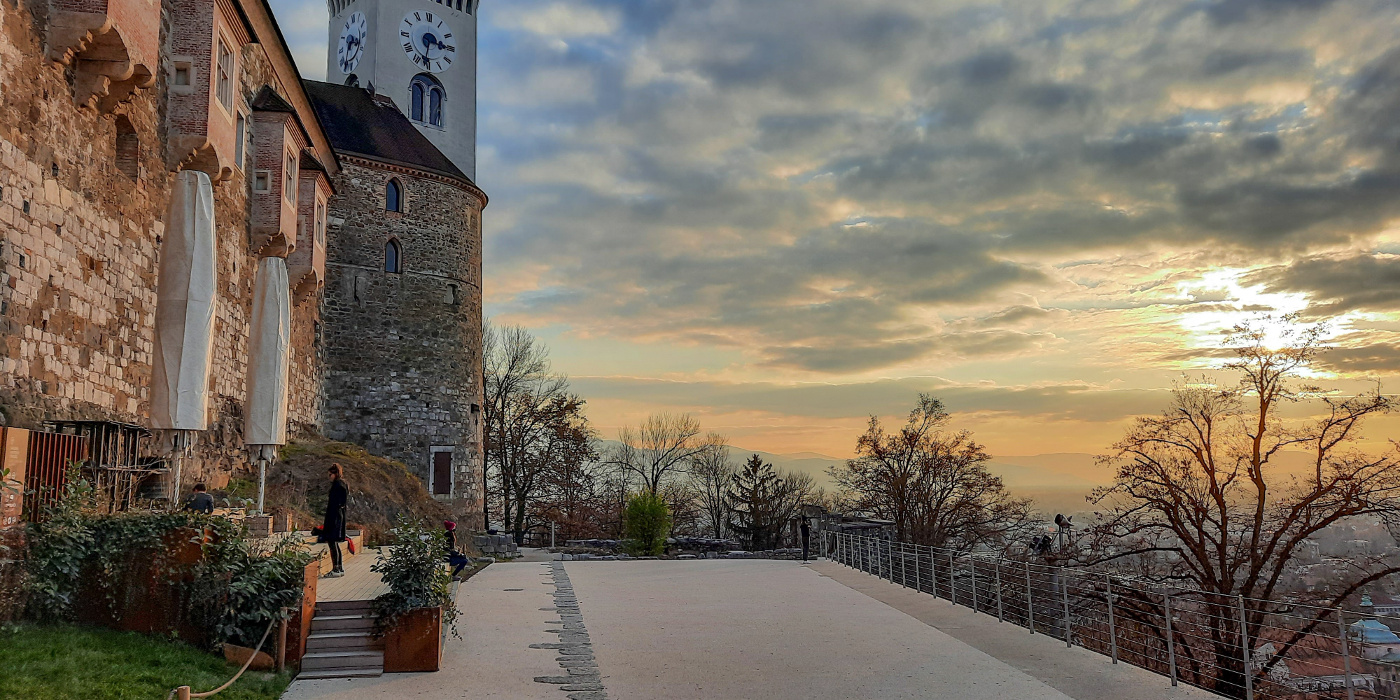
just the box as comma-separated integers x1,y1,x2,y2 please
530,561,608,700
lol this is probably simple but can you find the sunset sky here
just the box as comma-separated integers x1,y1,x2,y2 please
273,0,1400,464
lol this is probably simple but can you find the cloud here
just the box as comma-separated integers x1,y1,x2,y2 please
568,375,1170,423
493,2,620,38
1245,254,1400,316
467,0,1400,378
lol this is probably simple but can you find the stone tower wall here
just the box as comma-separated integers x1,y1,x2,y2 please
321,158,484,523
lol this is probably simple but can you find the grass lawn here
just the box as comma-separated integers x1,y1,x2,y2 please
0,624,293,700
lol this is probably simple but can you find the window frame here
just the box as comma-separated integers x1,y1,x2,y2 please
385,178,403,212
408,74,445,129
233,112,247,172
215,37,236,113
429,446,454,498
428,87,443,127
284,149,297,205
384,238,402,273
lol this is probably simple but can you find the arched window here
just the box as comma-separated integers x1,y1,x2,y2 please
385,178,402,212
385,239,402,273
409,74,444,127
345,73,359,87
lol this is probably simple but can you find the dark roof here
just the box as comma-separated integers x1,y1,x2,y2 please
251,85,295,112
302,81,475,187
251,85,319,154
298,148,336,195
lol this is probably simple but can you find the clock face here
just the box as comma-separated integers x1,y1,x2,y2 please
337,12,367,74
400,11,456,73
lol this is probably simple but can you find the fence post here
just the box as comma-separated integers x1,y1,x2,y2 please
1339,608,1356,700
1061,567,1072,648
995,559,1004,623
884,539,892,581
1026,561,1035,635
949,550,957,606
1106,574,1118,664
1237,595,1252,700
970,557,979,613
907,540,918,590
901,543,909,588
1165,592,1178,687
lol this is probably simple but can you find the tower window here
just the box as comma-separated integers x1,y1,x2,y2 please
234,113,247,171
409,74,444,127
385,239,402,273
345,73,360,88
215,38,235,111
386,178,403,212
284,150,297,204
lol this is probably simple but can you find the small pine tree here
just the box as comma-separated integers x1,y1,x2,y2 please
623,491,671,556
725,454,783,551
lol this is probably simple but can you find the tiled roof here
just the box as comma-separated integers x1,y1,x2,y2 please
302,80,473,187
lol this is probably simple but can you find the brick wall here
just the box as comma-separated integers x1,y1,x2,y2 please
322,159,484,523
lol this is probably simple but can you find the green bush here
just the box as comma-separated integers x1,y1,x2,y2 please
623,492,671,556
22,467,313,649
371,515,459,636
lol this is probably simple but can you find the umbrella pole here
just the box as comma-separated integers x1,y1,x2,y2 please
171,453,183,512
257,457,267,515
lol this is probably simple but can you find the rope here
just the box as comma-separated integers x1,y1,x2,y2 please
167,615,280,700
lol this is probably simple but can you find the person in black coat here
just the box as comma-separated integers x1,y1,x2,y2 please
321,463,348,578
184,483,214,514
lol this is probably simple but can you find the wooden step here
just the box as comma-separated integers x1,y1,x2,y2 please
310,613,375,633
297,668,383,680
315,599,375,615
306,630,384,652
300,650,384,672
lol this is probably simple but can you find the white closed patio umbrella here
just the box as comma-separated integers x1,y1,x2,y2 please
245,256,291,513
151,170,216,505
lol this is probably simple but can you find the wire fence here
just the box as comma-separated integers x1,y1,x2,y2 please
823,531,1400,700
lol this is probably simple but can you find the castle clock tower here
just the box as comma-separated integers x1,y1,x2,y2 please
326,0,478,178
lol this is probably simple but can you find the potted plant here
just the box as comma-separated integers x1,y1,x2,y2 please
373,516,458,672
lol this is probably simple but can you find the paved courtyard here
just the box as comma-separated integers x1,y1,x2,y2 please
282,558,1215,700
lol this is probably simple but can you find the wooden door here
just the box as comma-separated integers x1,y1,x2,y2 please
432,451,452,496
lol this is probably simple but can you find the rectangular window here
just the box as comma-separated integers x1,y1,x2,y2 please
253,170,270,192
315,201,326,245
173,62,192,86
233,114,246,170
215,39,235,111
284,151,297,204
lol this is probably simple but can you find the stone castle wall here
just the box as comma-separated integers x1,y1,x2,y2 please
0,0,322,486
321,158,484,523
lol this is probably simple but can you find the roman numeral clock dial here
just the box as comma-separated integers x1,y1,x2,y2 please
337,12,367,73
400,12,456,72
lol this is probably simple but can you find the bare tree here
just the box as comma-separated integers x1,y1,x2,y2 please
483,322,572,543
610,412,705,494
1087,317,1400,697
829,394,1030,551
687,434,734,539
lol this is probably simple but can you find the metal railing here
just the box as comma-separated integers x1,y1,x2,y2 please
824,531,1400,700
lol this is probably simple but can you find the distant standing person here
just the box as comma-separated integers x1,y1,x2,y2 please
184,483,214,514
321,464,348,578
800,517,811,561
